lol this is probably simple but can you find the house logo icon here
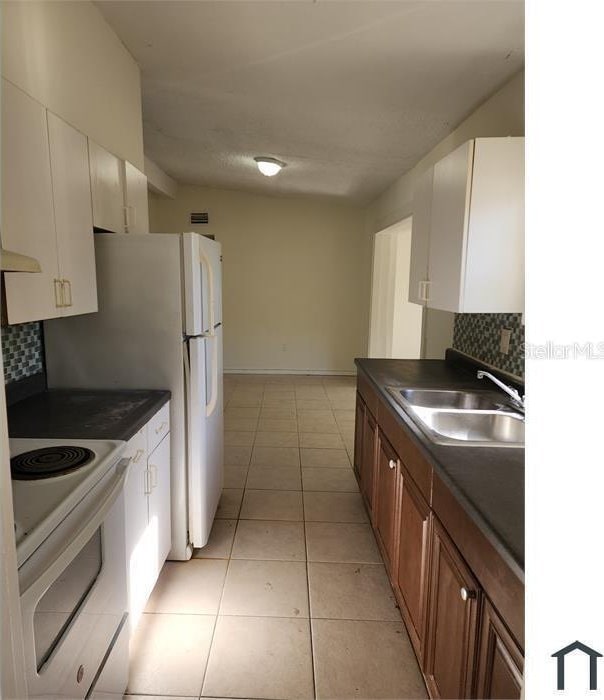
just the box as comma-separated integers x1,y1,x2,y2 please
552,641,603,691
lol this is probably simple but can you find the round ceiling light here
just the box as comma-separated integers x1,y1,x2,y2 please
254,156,286,177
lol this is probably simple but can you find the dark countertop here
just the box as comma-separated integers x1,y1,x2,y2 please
355,357,524,579
8,389,171,442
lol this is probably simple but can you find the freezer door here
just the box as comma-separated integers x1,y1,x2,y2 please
183,232,222,335
185,335,223,547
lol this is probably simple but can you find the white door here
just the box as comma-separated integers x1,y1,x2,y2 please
409,166,433,305
186,335,222,548
88,140,125,234
124,161,150,234
428,141,474,312
1,79,60,324
47,112,98,317
183,233,222,335
368,220,423,359
148,433,172,576
122,429,153,633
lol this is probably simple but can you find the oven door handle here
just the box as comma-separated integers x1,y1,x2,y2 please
19,458,131,602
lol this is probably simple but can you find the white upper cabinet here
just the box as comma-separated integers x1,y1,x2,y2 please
123,161,150,234
1,80,99,323
426,137,524,313
89,139,125,233
408,166,434,305
1,79,60,324
47,112,98,317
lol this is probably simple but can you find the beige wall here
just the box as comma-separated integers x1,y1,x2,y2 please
366,70,525,359
1,0,144,170
150,186,370,373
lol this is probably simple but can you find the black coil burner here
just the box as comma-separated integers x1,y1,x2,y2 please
11,446,95,480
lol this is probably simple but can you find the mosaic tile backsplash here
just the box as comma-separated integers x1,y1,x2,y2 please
453,312,524,379
1,322,44,383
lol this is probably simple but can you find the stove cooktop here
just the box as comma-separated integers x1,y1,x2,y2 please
11,445,96,480
10,438,127,567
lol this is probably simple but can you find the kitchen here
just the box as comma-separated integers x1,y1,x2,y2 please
0,1,584,699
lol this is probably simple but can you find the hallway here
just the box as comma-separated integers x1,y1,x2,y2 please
126,374,427,700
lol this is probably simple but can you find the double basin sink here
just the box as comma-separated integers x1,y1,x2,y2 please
386,387,524,448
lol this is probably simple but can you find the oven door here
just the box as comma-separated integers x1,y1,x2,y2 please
18,459,130,699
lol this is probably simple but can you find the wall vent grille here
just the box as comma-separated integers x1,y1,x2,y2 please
190,212,209,225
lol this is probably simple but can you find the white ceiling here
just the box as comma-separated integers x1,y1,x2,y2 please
96,1,524,203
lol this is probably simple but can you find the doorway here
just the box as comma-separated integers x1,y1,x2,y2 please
368,218,423,359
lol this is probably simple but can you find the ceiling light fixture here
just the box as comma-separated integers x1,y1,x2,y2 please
254,156,285,177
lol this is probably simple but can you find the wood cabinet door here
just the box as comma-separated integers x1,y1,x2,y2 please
353,393,365,480
47,112,98,317
395,468,431,658
475,600,523,699
424,518,480,699
375,432,400,574
360,408,377,515
1,79,60,323
124,161,150,234
148,432,172,576
88,139,125,233
409,165,433,305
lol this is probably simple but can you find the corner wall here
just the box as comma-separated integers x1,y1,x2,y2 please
150,186,370,373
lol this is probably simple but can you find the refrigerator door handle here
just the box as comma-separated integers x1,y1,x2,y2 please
206,334,219,419
198,246,216,335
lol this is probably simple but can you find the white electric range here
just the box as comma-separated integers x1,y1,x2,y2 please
10,437,131,699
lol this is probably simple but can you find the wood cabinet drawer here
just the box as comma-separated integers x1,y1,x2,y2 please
147,402,170,454
378,396,432,501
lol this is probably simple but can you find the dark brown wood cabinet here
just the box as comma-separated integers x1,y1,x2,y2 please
353,394,365,480
374,432,400,573
424,518,481,699
475,601,523,699
353,370,524,699
360,406,377,515
395,466,432,659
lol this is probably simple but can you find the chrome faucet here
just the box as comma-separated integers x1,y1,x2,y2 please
477,371,525,413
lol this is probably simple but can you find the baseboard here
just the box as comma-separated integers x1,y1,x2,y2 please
224,368,356,376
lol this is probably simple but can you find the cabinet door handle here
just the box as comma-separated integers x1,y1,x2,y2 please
62,279,73,307
460,587,476,602
388,459,397,470
155,421,168,435
133,448,145,464
54,279,64,308
419,280,431,302
149,464,158,490
144,469,152,495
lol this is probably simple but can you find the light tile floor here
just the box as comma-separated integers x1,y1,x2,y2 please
126,374,428,700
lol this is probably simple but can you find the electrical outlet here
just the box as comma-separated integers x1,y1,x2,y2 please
500,328,512,355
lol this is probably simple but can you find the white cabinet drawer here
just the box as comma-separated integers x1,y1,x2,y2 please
147,402,170,454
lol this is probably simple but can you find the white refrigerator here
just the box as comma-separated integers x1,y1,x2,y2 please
44,232,223,561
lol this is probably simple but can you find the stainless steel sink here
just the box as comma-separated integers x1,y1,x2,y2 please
386,386,524,448
411,407,524,447
394,388,511,412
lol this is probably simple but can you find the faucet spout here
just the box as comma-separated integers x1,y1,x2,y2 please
476,371,525,412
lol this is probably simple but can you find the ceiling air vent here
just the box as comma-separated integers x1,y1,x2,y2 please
190,212,209,225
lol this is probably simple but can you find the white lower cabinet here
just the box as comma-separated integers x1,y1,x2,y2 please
148,432,172,571
123,404,171,634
